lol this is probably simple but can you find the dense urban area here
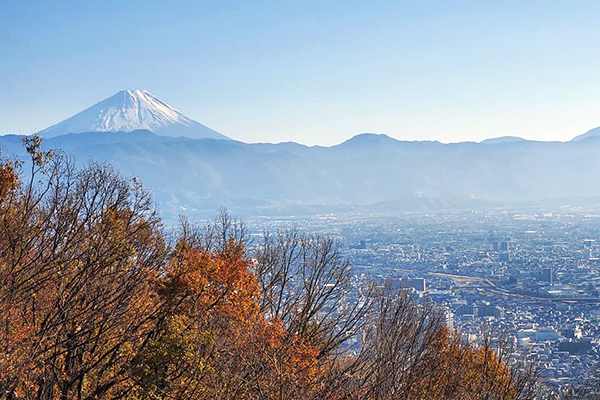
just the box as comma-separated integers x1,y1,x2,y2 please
245,207,600,391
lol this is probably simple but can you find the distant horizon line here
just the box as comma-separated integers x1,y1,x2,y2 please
3,88,598,145
1,129,598,146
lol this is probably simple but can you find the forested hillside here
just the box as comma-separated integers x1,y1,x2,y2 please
0,137,541,399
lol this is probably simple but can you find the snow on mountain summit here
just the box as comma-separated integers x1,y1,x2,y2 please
81,89,195,132
38,90,229,140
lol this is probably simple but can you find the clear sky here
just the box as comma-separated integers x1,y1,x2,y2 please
1,0,600,145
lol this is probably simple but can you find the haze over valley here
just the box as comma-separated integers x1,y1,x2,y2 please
2,90,600,221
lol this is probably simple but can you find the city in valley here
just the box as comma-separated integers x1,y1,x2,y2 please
245,207,600,390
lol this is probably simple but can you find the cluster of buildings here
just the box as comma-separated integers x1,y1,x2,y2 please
248,208,600,390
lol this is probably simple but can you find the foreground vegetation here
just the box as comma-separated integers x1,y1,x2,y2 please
0,137,540,399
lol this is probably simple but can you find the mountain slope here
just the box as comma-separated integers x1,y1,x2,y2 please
38,90,229,140
571,127,600,142
480,136,526,145
3,132,600,221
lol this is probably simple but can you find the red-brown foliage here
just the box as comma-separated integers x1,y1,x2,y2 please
0,137,539,400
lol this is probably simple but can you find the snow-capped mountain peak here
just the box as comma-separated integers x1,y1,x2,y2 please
38,90,229,140
88,89,195,132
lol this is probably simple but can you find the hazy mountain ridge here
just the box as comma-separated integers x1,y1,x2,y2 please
480,136,526,145
571,126,600,142
3,131,600,220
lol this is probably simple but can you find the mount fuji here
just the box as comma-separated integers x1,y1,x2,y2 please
38,90,229,140
4,90,600,220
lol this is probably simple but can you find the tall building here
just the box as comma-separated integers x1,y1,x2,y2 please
455,304,505,319
444,310,454,330
408,278,426,292
456,304,478,316
480,305,506,319
541,267,554,284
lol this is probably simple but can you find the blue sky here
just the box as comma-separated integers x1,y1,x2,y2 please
1,0,600,145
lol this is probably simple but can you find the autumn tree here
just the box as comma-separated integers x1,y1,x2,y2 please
0,137,542,400
329,284,540,400
253,228,373,358
133,214,322,399
0,136,166,399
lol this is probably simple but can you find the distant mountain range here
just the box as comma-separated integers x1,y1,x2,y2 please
2,130,600,220
2,90,600,220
